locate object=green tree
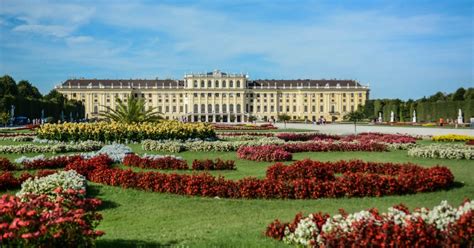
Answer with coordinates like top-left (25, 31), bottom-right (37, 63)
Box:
top-left (99, 96), bottom-right (162, 123)
top-left (17, 80), bottom-right (42, 99)
top-left (44, 89), bottom-right (66, 103)
top-left (0, 112), bottom-right (10, 127)
top-left (344, 110), bottom-right (365, 134)
top-left (451, 87), bottom-right (466, 101)
top-left (0, 75), bottom-right (18, 97)
top-left (248, 115), bottom-right (257, 123)
top-left (278, 114), bottom-right (291, 128)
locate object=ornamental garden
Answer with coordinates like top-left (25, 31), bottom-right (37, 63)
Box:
top-left (0, 121), bottom-right (473, 247)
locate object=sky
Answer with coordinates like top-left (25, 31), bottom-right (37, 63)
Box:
top-left (0, 0), bottom-right (472, 99)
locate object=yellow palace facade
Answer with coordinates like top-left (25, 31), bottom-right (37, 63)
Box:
top-left (55, 70), bottom-right (369, 123)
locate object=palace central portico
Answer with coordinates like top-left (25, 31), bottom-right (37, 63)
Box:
top-left (56, 70), bottom-right (369, 122)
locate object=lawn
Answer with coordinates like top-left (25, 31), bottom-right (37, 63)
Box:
top-left (1, 139), bottom-right (472, 247)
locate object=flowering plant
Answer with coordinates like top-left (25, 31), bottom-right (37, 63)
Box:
top-left (123, 154), bottom-right (188, 170)
top-left (192, 159), bottom-right (235, 170)
top-left (237, 145), bottom-right (292, 162)
top-left (408, 144), bottom-right (473, 160)
top-left (0, 141), bottom-right (102, 154)
top-left (16, 170), bottom-right (87, 199)
top-left (432, 134), bottom-right (474, 142)
top-left (265, 200), bottom-right (473, 247)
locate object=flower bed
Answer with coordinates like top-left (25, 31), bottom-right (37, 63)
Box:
top-left (341, 132), bottom-right (418, 144)
top-left (0, 141), bottom-right (102, 154)
top-left (0, 158), bottom-right (15, 171)
top-left (276, 133), bottom-right (340, 142)
top-left (0, 135), bottom-right (35, 142)
top-left (192, 159), bottom-right (235, 170)
top-left (217, 132), bottom-right (274, 137)
top-left (37, 121), bottom-right (216, 142)
top-left (142, 137), bottom-right (285, 153)
top-left (282, 141), bottom-right (388, 153)
top-left (123, 154), bottom-right (188, 170)
top-left (0, 190), bottom-right (103, 247)
top-left (68, 157), bottom-right (454, 199)
top-left (408, 144), bottom-right (473, 160)
top-left (0, 170), bottom-right (57, 191)
top-left (265, 200), bottom-right (473, 247)
top-left (432, 134), bottom-right (474, 142)
top-left (17, 170), bottom-right (86, 199)
top-left (212, 123), bottom-right (277, 130)
top-left (16, 155), bottom-right (83, 170)
top-left (0, 132), bottom-right (36, 138)
top-left (237, 145), bottom-right (292, 162)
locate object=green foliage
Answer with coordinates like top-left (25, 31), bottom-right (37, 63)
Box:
top-left (277, 114), bottom-right (291, 122)
top-left (99, 96), bottom-right (162, 123)
top-left (343, 110), bottom-right (365, 122)
top-left (17, 80), bottom-right (42, 99)
top-left (0, 75), bottom-right (18, 97)
top-left (0, 112), bottom-right (10, 126)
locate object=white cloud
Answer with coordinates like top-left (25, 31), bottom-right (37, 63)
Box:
top-left (13, 24), bottom-right (73, 37)
top-left (66, 36), bottom-right (94, 44)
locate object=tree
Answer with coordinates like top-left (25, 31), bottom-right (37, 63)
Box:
top-left (278, 114), bottom-right (291, 128)
top-left (451, 87), bottom-right (466, 101)
top-left (99, 96), bottom-right (162, 123)
top-left (0, 112), bottom-right (10, 127)
top-left (0, 75), bottom-right (18, 97)
top-left (44, 89), bottom-right (66, 103)
top-left (344, 110), bottom-right (365, 135)
top-left (248, 115), bottom-right (257, 123)
top-left (18, 80), bottom-right (42, 99)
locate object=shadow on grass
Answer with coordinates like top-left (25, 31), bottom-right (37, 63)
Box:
top-left (449, 181), bottom-right (465, 190)
top-left (97, 239), bottom-right (179, 248)
top-left (86, 184), bottom-right (120, 211)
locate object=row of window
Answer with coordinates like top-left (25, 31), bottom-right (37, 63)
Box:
top-left (192, 80), bottom-right (242, 88)
top-left (72, 92), bottom-right (364, 99)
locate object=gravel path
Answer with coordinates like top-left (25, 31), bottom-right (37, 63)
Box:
top-left (274, 123), bottom-right (474, 136)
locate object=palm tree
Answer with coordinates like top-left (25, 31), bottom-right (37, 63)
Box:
top-left (100, 96), bottom-right (162, 123)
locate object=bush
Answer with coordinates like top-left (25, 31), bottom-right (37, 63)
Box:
top-left (408, 144), bottom-right (473, 160)
top-left (37, 121), bottom-right (216, 142)
top-left (0, 190), bottom-right (103, 247)
top-left (237, 145), bottom-right (292, 162)
top-left (0, 157), bottom-right (15, 171)
top-left (432, 134), bottom-right (474, 142)
top-left (17, 170), bottom-right (87, 199)
top-left (265, 200), bottom-right (473, 247)
top-left (192, 159), bottom-right (235, 170)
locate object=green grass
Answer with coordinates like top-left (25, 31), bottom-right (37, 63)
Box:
top-left (1, 139), bottom-right (473, 247)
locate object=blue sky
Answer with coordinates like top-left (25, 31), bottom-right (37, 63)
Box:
top-left (0, 0), bottom-right (472, 99)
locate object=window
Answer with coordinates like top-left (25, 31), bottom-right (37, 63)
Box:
top-left (351, 105), bottom-right (355, 111)
top-left (165, 106), bottom-right (169, 112)
top-left (208, 93), bottom-right (212, 97)
top-left (194, 104), bottom-right (198, 113)
top-left (236, 80), bottom-right (240, 88)
top-left (270, 106), bottom-right (274, 112)
top-left (149, 93), bottom-right (152, 97)
top-left (208, 104), bottom-right (212, 113)
top-left (286, 106), bottom-right (289, 112)
top-left (236, 93), bottom-right (240, 97)
top-left (180, 106), bottom-right (183, 113)
top-left (279, 106), bottom-right (283, 112)
top-left (229, 104), bottom-right (234, 113)
top-left (93, 105), bottom-right (98, 113)
top-left (215, 80), bottom-right (219, 88)
top-left (222, 80), bottom-right (226, 88)
top-left (222, 104), bottom-right (227, 112)
top-left (172, 106), bottom-right (176, 113)
top-left (200, 80), bottom-right (205, 88)
top-left (359, 93), bottom-right (362, 97)
top-left (320, 105), bottom-right (324, 112)
top-left (215, 104), bottom-right (220, 113)
top-left (264, 106), bottom-right (267, 112)
top-left (229, 80), bottom-right (233, 88)
top-left (257, 106), bottom-right (261, 112)
top-left (304, 106), bottom-right (308, 112)
top-left (236, 104), bottom-right (241, 113)
top-left (200, 104), bottom-right (205, 113)
top-left (312, 106), bottom-right (316, 112)
top-left (207, 80), bottom-right (212, 88)
top-left (193, 93), bottom-right (198, 97)
top-left (331, 105), bottom-right (335, 113)
top-left (343, 106), bottom-right (347, 112)
top-left (293, 106), bottom-right (296, 112)
top-left (158, 106), bottom-right (162, 112)
top-left (215, 93), bottom-right (219, 97)
top-left (201, 93), bottom-right (205, 97)
top-left (193, 80), bottom-right (198, 87)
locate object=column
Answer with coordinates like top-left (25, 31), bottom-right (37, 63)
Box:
top-left (205, 114), bottom-right (209, 122)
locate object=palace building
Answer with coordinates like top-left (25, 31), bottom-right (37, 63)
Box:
top-left (55, 70), bottom-right (369, 122)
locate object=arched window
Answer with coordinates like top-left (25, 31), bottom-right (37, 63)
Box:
top-left (193, 104), bottom-right (198, 113)
top-left (236, 80), bottom-right (240, 88)
top-left (201, 104), bottom-right (205, 113)
top-left (215, 104), bottom-right (220, 113)
top-left (229, 80), bottom-right (234, 88)
top-left (208, 104), bottom-right (212, 113)
top-left (229, 104), bottom-right (234, 113)
top-left (193, 80), bottom-right (198, 88)
top-left (222, 80), bottom-right (226, 88)
top-left (94, 105), bottom-right (98, 113)
top-left (207, 80), bottom-right (212, 88)
top-left (222, 104), bottom-right (227, 112)
top-left (215, 80), bottom-right (219, 88)
top-left (200, 80), bottom-right (205, 88)
top-left (236, 104), bottom-right (241, 113)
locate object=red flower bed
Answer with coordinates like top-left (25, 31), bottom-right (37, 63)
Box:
top-left (265, 200), bottom-right (473, 247)
top-left (0, 158), bottom-right (15, 171)
top-left (341, 132), bottom-right (417, 143)
top-left (466, 140), bottom-right (474, 145)
top-left (212, 123), bottom-right (277, 130)
top-left (0, 189), bottom-right (103, 247)
top-left (123, 154), bottom-right (188, 170)
top-left (276, 133), bottom-right (340, 142)
top-left (70, 156), bottom-right (454, 199)
top-left (0, 170), bottom-right (57, 191)
top-left (218, 132), bottom-right (274, 137)
top-left (21, 155), bottom-right (83, 170)
top-left (281, 141), bottom-right (388, 153)
top-left (192, 159), bottom-right (235, 170)
top-left (237, 145), bottom-right (292, 162)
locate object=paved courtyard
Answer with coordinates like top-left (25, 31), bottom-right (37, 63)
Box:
top-left (274, 123), bottom-right (474, 136)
